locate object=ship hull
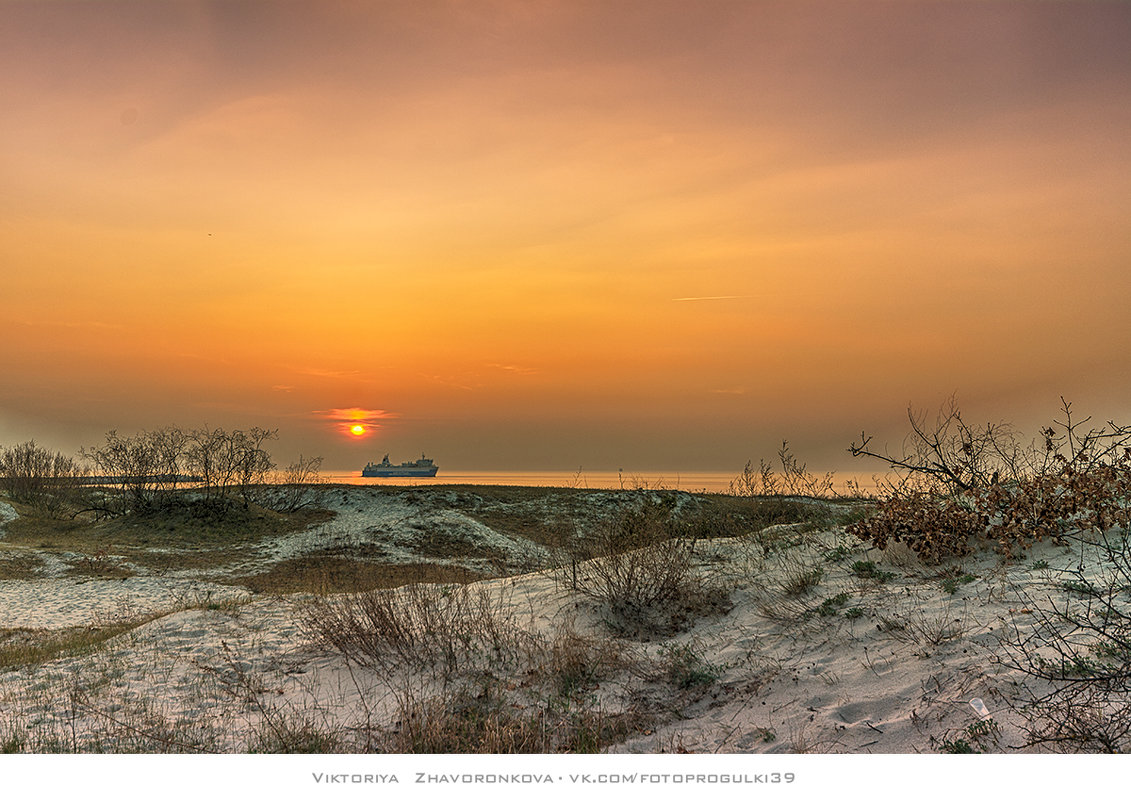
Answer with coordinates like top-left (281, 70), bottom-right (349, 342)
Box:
top-left (361, 466), bottom-right (439, 478)
top-left (363, 453), bottom-right (438, 478)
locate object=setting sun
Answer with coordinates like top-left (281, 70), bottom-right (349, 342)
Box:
top-left (350, 425), bottom-right (366, 436)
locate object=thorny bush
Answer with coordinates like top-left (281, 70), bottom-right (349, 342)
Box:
top-left (846, 492), bottom-right (985, 563)
top-left (848, 399), bottom-right (1131, 562)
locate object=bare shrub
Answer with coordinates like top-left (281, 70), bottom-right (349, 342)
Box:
top-left (269, 454), bottom-right (325, 512)
top-left (0, 440), bottom-right (87, 515)
top-left (185, 426), bottom-right (276, 510)
top-left (997, 531), bottom-right (1131, 752)
top-left (540, 619), bottom-right (636, 697)
top-left (848, 397), bottom-right (1131, 562)
top-left (1019, 689), bottom-right (1131, 754)
top-left (82, 426), bottom-right (280, 518)
top-left (561, 496), bottom-right (730, 635)
top-left (850, 394), bottom-right (1028, 497)
top-left (82, 428), bottom-right (177, 516)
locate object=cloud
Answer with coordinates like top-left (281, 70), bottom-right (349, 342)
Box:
top-left (418, 373), bottom-right (482, 392)
top-left (671, 295), bottom-right (758, 302)
top-left (312, 407), bottom-right (397, 438)
top-left (314, 407), bottom-right (396, 424)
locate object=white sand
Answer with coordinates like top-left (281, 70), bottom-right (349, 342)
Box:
top-left (0, 501), bottom-right (17, 527)
top-left (0, 487), bottom-right (1120, 754)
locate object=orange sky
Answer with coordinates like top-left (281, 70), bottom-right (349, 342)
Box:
top-left (3, 1), bottom-right (1130, 472)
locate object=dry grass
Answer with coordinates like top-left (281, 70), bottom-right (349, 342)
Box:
top-left (0, 582), bottom-right (736, 754)
top-left (367, 618), bottom-right (648, 753)
top-left (247, 713), bottom-right (348, 754)
top-left (0, 616), bottom-right (164, 671)
top-left (0, 550), bottom-right (46, 580)
top-left (65, 554), bottom-right (136, 580)
top-left (381, 678), bottom-right (646, 754)
top-left (299, 582), bottom-right (537, 676)
top-left (877, 596), bottom-right (972, 649)
top-left (751, 532), bottom-right (837, 623)
top-left (296, 579), bottom-right (658, 753)
top-left (539, 618), bottom-right (639, 697)
top-left (233, 557), bottom-right (487, 595)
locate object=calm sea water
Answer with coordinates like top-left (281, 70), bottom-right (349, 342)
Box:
top-left (319, 470), bottom-right (880, 495)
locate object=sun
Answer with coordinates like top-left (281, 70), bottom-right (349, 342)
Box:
top-left (350, 424), bottom-right (366, 436)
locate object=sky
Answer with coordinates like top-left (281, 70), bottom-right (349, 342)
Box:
top-left (2, 0), bottom-right (1130, 474)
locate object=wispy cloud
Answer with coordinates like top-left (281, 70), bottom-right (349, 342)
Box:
top-left (311, 407), bottom-right (396, 437)
top-left (671, 295), bottom-right (758, 302)
top-left (419, 372), bottom-right (482, 391)
top-left (486, 363), bottom-right (538, 375)
top-left (295, 367), bottom-right (364, 380)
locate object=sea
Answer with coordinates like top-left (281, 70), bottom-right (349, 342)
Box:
top-left (318, 470), bottom-right (881, 495)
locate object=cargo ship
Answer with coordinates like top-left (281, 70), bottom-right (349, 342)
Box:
top-left (362, 454), bottom-right (439, 478)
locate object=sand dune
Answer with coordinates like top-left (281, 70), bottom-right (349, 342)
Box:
top-left (0, 487), bottom-right (1122, 755)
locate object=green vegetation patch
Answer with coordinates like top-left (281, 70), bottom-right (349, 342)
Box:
top-left (2, 502), bottom-right (334, 571)
top-left (0, 550), bottom-right (48, 580)
top-left (100, 503), bottom-right (335, 549)
top-left (230, 557), bottom-right (491, 595)
top-left (941, 574), bottom-right (976, 595)
top-left (818, 592), bottom-right (852, 617)
top-left (64, 555), bottom-right (135, 580)
top-left (851, 560), bottom-right (896, 583)
top-left (939, 718), bottom-right (1001, 754)
top-left (823, 544), bottom-right (853, 563)
top-left (659, 642), bottom-right (725, 690)
top-left (452, 486), bottom-right (841, 551)
top-left (1062, 579), bottom-right (1100, 597)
